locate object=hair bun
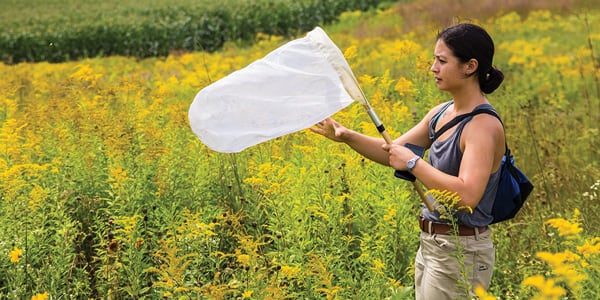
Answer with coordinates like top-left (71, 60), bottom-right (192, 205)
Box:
top-left (481, 67), bottom-right (504, 94)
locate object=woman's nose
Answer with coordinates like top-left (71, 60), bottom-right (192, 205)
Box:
top-left (430, 62), bottom-right (437, 72)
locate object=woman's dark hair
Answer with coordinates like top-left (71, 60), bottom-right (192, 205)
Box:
top-left (437, 23), bottom-right (504, 94)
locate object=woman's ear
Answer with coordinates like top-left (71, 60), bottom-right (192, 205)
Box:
top-left (465, 58), bottom-right (479, 76)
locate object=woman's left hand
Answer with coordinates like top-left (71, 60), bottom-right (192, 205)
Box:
top-left (382, 144), bottom-right (415, 170)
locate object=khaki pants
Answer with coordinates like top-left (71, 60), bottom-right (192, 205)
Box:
top-left (415, 228), bottom-right (495, 300)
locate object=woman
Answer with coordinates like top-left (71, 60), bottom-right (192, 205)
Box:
top-left (311, 23), bottom-right (505, 299)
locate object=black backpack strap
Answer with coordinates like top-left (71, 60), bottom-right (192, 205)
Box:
top-left (433, 108), bottom-right (502, 140)
top-left (433, 108), bottom-right (509, 155)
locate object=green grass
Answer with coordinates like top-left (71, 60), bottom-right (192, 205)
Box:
top-left (0, 0), bottom-right (398, 63)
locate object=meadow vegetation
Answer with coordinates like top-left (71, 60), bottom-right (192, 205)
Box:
top-left (0, 0), bottom-right (395, 64)
top-left (0, 0), bottom-right (599, 299)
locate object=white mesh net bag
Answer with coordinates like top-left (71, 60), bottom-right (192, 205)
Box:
top-left (188, 27), bottom-right (363, 153)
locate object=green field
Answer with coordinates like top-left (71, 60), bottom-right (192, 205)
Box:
top-left (0, 0), bottom-right (395, 63)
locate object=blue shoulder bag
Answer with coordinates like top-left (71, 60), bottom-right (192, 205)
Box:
top-left (396, 107), bottom-right (534, 224)
top-left (435, 108), bottom-right (533, 223)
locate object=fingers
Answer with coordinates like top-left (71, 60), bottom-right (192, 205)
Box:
top-left (310, 118), bottom-right (333, 138)
top-left (383, 143), bottom-right (401, 152)
top-left (308, 127), bottom-right (321, 134)
top-left (386, 144), bottom-right (404, 170)
top-left (310, 117), bottom-right (350, 143)
top-left (313, 118), bottom-right (329, 128)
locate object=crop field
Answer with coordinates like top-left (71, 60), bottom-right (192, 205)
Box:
top-left (0, 0), bottom-right (392, 63)
top-left (1, 0), bottom-right (599, 299)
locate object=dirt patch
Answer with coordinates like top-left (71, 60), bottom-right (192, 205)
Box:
top-left (395, 0), bottom-right (579, 31)
top-left (353, 0), bottom-right (590, 39)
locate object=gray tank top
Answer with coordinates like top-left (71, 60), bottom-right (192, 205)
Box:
top-left (420, 101), bottom-right (501, 227)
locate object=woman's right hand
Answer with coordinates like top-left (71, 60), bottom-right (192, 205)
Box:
top-left (310, 117), bottom-right (349, 143)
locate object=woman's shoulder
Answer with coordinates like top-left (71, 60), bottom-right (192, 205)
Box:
top-left (462, 107), bottom-right (505, 145)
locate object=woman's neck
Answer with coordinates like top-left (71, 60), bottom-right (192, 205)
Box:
top-left (450, 88), bottom-right (487, 114)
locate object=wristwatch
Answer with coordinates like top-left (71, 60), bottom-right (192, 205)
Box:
top-left (407, 155), bottom-right (420, 173)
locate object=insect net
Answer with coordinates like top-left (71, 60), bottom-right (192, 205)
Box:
top-left (188, 27), bottom-right (362, 153)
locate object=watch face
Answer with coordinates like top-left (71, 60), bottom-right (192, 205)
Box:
top-left (408, 156), bottom-right (419, 171)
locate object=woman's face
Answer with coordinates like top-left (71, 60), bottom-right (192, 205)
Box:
top-left (430, 39), bottom-right (467, 93)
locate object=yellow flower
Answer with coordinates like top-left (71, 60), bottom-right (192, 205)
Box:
top-left (9, 247), bottom-right (23, 263)
top-left (383, 206), bottom-right (397, 224)
top-left (522, 275), bottom-right (566, 300)
top-left (536, 251), bottom-right (574, 269)
top-left (280, 265), bottom-right (300, 278)
top-left (536, 251), bottom-right (587, 292)
top-left (31, 292), bottom-right (49, 300)
top-left (393, 76), bottom-right (416, 97)
top-left (544, 217), bottom-right (582, 237)
top-left (387, 278), bottom-right (404, 290)
top-left (237, 254), bottom-right (251, 267)
top-left (343, 45), bottom-right (358, 60)
top-left (69, 64), bottom-right (103, 88)
top-left (473, 285), bottom-right (495, 300)
top-left (358, 74), bottom-right (377, 89)
top-left (28, 183), bottom-right (48, 211)
top-left (108, 165), bottom-right (132, 190)
top-left (242, 290), bottom-right (253, 298)
top-left (174, 287), bottom-right (189, 293)
top-left (370, 258), bottom-right (385, 275)
top-left (577, 238), bottom-right (600, 259)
